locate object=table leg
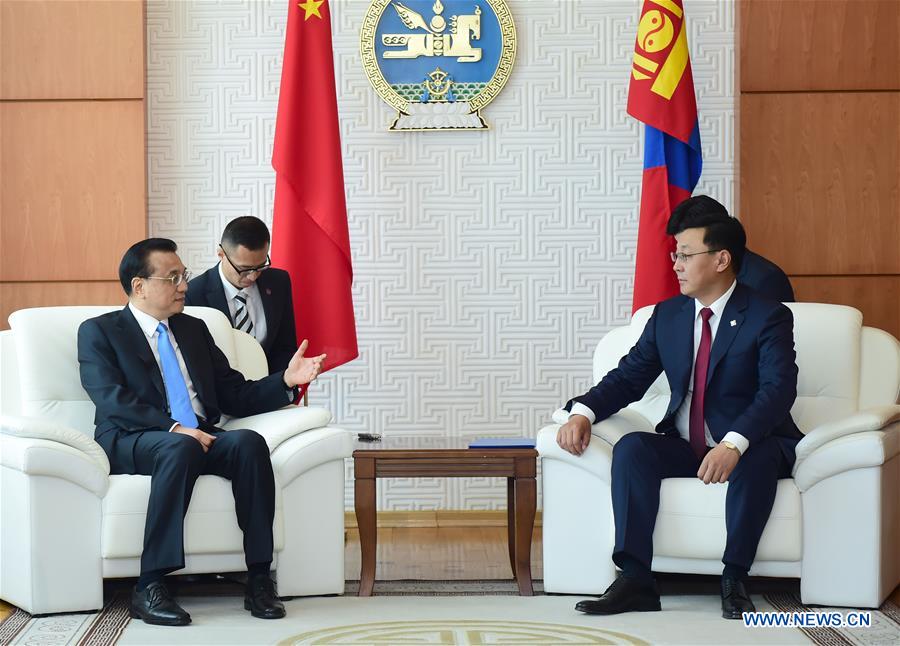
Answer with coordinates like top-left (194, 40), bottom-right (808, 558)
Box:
top-left (354, 457), bottom-right (377, 596)
top-left (514, 474), bottom-right (536, 596)
top-left (506, 477), bottom-right (516, 578)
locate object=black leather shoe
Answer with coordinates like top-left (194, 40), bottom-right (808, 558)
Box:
top-left (129, 582), bottom-right (191, 626)
top-left (575, 576), bottom-right (661, 615)
top-left (245, 574), bottom-right (286, 619)
top-left (721, 576), bottom-right (755, 619)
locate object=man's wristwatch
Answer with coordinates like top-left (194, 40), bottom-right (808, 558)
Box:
top-left (721, 440), bottom-right (740, 454)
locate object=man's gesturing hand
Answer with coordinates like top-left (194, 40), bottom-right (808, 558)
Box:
top-left (556, 414), bottom-right (592, 456)
top-left (284, 339), bottom-right (327, 388)
top-left (172, 426), bottom-right (216, 453)
top-left (697, 443), bottom-right (740, 484)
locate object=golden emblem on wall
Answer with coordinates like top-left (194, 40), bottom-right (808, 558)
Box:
top-left (360, 0), bottom-right (516, 130)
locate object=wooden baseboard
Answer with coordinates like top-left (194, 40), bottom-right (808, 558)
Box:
top-left (344, 510), bottom-right (543, 529)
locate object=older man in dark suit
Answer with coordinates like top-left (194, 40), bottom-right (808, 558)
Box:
top-left (78, 238), bottom-right (325, 626)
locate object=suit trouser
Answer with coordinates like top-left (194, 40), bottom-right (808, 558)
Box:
top-left (610, 431), bottom-right (793, 573)
top-left (110, 429), bottom-right (276, 575)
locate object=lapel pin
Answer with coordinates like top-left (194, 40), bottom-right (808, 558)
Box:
top-left (730, 320), bottom-right (737, 327)
top-left (266, 288), bottom-right (272, 296)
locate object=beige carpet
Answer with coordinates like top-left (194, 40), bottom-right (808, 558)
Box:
top-left (119, 593), bottom-right (810, 645)
top-left (3, 581), bottom-right (898, 646)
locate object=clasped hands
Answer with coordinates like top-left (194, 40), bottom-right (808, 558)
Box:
top-left (556, 414), bottom-right (740, 483)
top-left (174, 340), bottom-right (326, 452)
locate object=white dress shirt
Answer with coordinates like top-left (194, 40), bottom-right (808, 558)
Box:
top-left (569, 280), bottom-right (749, 454)
top-left (128, 302), bottom-right (206, 431)
top-left (218, 263), bottom-right (268, 346)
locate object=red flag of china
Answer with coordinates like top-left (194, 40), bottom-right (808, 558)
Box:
top-left (272, 0), bottom-right (358, 372)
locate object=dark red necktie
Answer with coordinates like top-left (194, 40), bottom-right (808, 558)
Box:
top-left (689, 308), bottom-right (714, 459)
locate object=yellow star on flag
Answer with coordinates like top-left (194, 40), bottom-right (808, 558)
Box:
top-left (298, 0), bottom-right (324, 20)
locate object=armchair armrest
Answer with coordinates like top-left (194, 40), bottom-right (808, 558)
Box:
top-left (1, 414), bottom-right (110, 475)
top-left (0, 433), bottom-right (109, 497)
top-left (222, 406), bottom-right (333, 453)
top-left (269, 426), bottom-right (353, 485)
top-left (793, 426), bottom-right (900, 492)
top-left (537, 409), bottom-right (654, 482)
top-left (549, 407), bottom-right (654, 446)
top-left (794, 405), bottom-right (900, 467)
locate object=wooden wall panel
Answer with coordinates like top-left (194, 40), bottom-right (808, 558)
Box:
top-left (740, 92), bottom-right (899, 276)
top-left (0, 0), bottom-right (144, 100)
top-left (0, 100), bottom-right (146, 282)
top-left (741, 0), bottom-right (900, 92)
top-left (791, 276), bottom-right (900, 340)
top-left (1, 281), bottom-right (126, 330)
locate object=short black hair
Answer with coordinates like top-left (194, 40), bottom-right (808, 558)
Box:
top-left (666, 195), bottom-right (746, 273)
top-left (221, 216), bottom-right (271, 251)
top-left (118, 238), bottom-right (178, 295)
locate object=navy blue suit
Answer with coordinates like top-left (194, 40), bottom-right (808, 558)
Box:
top-left (738, 250), bottom-right (794, 303)
top-left (567, 284), bottom-right (802, 572)
top-left (186, 265), bottom-right (297, 374)
top-left (78, 306), bottom-right (293, 574)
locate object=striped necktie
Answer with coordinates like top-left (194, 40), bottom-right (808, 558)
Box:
top-left (233, 291), bottom-right (254, 335)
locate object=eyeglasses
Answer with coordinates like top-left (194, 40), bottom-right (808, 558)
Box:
top-left (220, 245), bottom-right (271, 277)
top-left (670, 249), bottom-right (723, 264)
top-left (143, 270), bottom-right (192, 286)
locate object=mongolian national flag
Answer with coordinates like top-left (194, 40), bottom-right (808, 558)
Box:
top-left (272, 0), bottom-right (358, 372)
top-left (627, 0), bottom-right (703, 313)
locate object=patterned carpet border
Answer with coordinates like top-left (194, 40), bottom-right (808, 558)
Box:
top-left (764, 592), bottom-right (900, 646)
top-left (0, 594), bottom-right (129, 646)
top-left (76, 594), bottom-right (130, 646)
top-left (765, 592), bottom-right (852, 645)
top-left (0, 608), bottom-right (30, 645)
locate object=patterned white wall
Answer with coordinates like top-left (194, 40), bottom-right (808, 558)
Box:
top-left (146, 0), bottom-right (734, 510)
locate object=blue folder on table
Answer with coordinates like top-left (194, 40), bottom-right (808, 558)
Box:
top-left (468, 437), bottom-right (536, 449)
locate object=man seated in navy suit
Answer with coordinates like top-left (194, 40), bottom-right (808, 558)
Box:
top-left (78, 238), bottom-right (325, 626)
top-left (186, 216), bottom-right (298, 374)
top-left (556, 199), bottom-right (802, 619)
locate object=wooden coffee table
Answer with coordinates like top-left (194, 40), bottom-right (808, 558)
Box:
top-left (352, 435), bottom-right (537, 596)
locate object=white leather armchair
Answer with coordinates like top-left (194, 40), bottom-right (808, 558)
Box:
top-left (537, 303), bottom-right (900, 608)
top-left (0, 306), bottom-right (353, 615)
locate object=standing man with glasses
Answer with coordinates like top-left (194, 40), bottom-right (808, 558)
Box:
top-left (556, 197), bottom-right (802, 619)
top-left (78, 238), bottom-right (325, 626)
top-left (186, 216), bottom-right (298, 374)
top-left (676, 196), bottom-right (794, 303)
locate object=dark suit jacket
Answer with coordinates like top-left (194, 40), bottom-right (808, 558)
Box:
top-left (185, 265), bottom-right (297, 374)
top-left (77, 306), bottom-right (293, 473)
top-left (568, 283), bottom-right (802, 454)
top-left (738, 250), bottom-right (795, 303)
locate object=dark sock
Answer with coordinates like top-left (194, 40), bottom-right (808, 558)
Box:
top-left (136, 569), bottom-right (167, 591)
top-left (248, 562), bottom-right (271, 579)
top-left (617, 554), bottom-right (654, 587)
top-left (723, 564), bottom-right (748, 582)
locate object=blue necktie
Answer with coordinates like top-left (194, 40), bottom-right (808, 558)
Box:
top-left (156, 322), bottom-right (199, 428)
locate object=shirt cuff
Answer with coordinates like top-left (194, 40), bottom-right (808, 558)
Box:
top-left (169, 422), bottom-right (180, 433)
top-left (721, 431), bottom-right (749, 455)
top-left (568, 403), bottom-right (596, 425)
top-left (287, 383), bottom-right (308, 405)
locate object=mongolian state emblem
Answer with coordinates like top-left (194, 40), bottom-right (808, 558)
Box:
top-left (360, 0), bottom-right (516, 130)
